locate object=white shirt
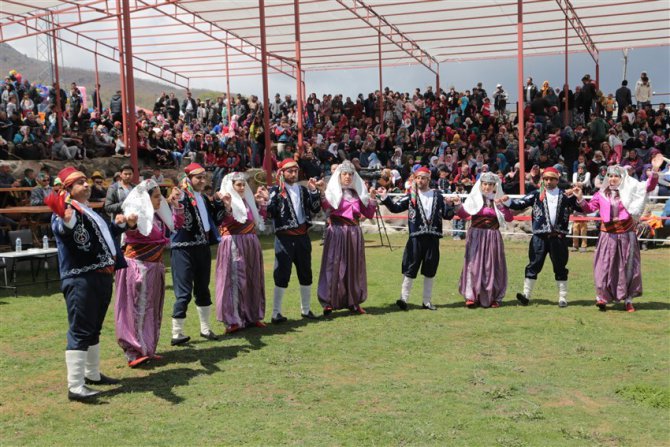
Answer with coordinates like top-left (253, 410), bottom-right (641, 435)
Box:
top-left (418, 189), bottom-right (434, 221)
top-left (286, 183), bottom-right (306, 224)
top-left (194, 192), bottom-right (210, 232)
top-left (546, 188), bottom-right (560, 226)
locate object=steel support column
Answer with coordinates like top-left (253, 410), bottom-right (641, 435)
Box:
top-left (436, 66), bottom-right (440, 98)
top-left (377, 26), bottom-right (383, 135)
top-left (50, 21), bottom-right (62, 135)
top-left (259, 0), bottom-right (274, 186)
top-left (595, 62), bottom-right (600, 89)
top-left (94, 52), bottom-right (101, 113)
top-left (225, 42), bottom-right (232, 123)
top-left (116, 0), bottom-right (128, 152)
top-left (294, 0), bottom-right (304, 155)
top-left (517, 0), bottom-right (525, 195)
top-left (121, 0), bottom-right (139, 180)
top-left (564, 15), bottom-right (569, 127)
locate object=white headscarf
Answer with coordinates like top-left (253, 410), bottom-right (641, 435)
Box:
top-left (219, 172), bottom-right (265, 231)
top-left (122, 179), bottom-right (174, 236)
top-left (325, 160), bottom-right (370, 209)
top-left (462, 172), bottom-right (507, 228)
top-left (601, 165), bottom-right (648, 218)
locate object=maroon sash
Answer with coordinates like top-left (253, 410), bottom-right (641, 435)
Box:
top-left (470, 215), bottom-right (499, 230)
top-left (330, 215), bottom-right (359, 226)
top-left (277, 223), bottom-right (308, 236)
top-left (600, 217), bottom-right (635, 234)
top-left (220, 221), bottom-right (256, 236)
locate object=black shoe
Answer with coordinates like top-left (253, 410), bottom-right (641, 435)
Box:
top-left (422, 303), bottom-right (437, 311)
top-left (85, 374), bottom-right (120, 386)
top-left (200, 330), bottom-right (219, 341)
top-left (396, 299), bottom-right (408, 311)
top-left (170, 335), bottom-right (191, 346)
top-left (68, 386), bottom-right (101, 402)
top-left (301, 311), bottom-right (319, 320)
top-left (271, 313), bottom-right (288, 324)
top-left (516, 293), bottom-right (530, 306)
top-left (323, 306), bottom-right (333, 317)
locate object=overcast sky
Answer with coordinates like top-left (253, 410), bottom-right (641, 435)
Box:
top-left (7, 37), bottom-right (669, 104)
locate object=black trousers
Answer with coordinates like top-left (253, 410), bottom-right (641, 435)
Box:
top-left (273, 234), bottom-right (312, 288)
top-left (171, 245), bottom-right (212, 319)
top-left (525, 234), bottom-right (569, 281)
top-left (62, 272), bottom-right (113, 351)
top-left (402, 235), bottom-right (440, 279)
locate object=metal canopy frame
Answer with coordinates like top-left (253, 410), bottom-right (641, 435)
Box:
top-left (1, 0), bottom-right (669, 184)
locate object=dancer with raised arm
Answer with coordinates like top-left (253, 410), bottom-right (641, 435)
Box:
top-left (317, 160), bottom-right (377, 315)
top-left (115, 181), bottom-right (183, 367)
top-left (215, 172), bottom-right (268, 333)
top-left (378, 167), bottom-right (455, 311)
top-left (453, 172), bottom-right (513, 308)
top-left (574, 154), bottom-right (663, 312)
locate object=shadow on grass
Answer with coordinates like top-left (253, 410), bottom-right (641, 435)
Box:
top-left (528, 299), bottom-right (670, 310)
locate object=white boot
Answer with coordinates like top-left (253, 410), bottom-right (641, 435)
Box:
top-left (66, 350), bottom-right (99, 400)
top-left (300, 285), bottom-right (311, 315)
top-left (85, 344), bottom-right (101, 382)
top-left (396, 276), bottom-right (413, 310)
top-left (557, 281), bottom-right (568, 307)
top-left (196, 305), bottom-right (218, 339)
top-left (171, 318), bottom-right (190, 345)
top-left (422, 277), bottom-right (436, 310)
top-left (272, 286), bottom-right (286, 320)
top-left (517, 278), bottom-right (536, 305)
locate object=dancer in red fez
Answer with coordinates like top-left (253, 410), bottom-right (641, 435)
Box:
top-left (114, 180), bottom-right (184, 367)
top-left (507, 166), bottom-right (582, 307)
top-left (48, 167), bottom-right (136, 401)
top-left (266, 158), bottom-right (322, 323)
top-left (169, 163), bottom-right (226, 345)
top-left (378, 166), bottom-right (456, 311)
top-left (574, 154), bottom-right (663, 312)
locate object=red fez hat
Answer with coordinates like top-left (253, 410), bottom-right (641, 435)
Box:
top-left (184, 163), bottom-right (205, 176)
top-left (415, 167), bottom-right (431, 177)
top-left (542, 167), bottom-right (560, 179)
top-left (57, 167), bottom-right (86, 188)
top-left (279, 158), bottom-right (298, 170)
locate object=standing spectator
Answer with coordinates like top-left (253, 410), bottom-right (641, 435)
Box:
top-left (615, 80), bottom-right (632, 122)
top-left (91, 84), bottom-right (102, 113)
top-left (104, 164), bottom-right (136, 220)
top-left (109, 90), bottom-right (123, 124)
top-left (167, 92), bottom-right (180, 122)
top-left (90, 171), bottom-right (107, 202)
top-left (493, 84), bottom-right (508, 115)
top-left (181, 91), bottom-right (197, 124)
top-left (524, 77), bottom-right (538, 103)
top-left (579, 74), bottom-right (596, 124)
top-left (635, 71), bottom-right (652, 109)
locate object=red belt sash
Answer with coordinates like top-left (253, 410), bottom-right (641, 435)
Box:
top-left (277, 223), bottom-right (308, 236)
top-left (220, 221), bottom-right (256, 236)
top-left (330, 215), bottom-right (359, 226)
top-left (124, 243), bottom-right (164, 263)
top-left (470, 215), bottom-right (499, 230)
top-left (600, 217), bottom-right (635, 234)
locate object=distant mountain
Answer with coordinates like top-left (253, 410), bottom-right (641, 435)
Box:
top-left (0, 43), bottom-right (223, 108)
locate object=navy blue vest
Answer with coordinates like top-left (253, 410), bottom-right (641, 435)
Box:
top-left (266, 185), bottom-right (321, 233)
top-left (382, 190), bottom-right (454, 238)
top-left (170, 194), bottom-right (225, 248)
top-left (508, 189), bottom-right (581, 234)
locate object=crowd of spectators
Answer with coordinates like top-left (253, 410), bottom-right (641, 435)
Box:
top-left (1, 68), bottom-right (669, 198)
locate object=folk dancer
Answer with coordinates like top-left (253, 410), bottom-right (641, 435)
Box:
top-left (378, 166), bottom-right (456, 311)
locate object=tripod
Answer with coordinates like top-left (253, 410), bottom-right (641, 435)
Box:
top-left (374, 202), bottom-right (393, 251)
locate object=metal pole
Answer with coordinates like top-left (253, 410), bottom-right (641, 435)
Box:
top-left (50, 20), bottom-right (63, 135)
top-left (294, 0), bottom-right (304, 155)
top-left (225, 42), bottom-right (231, 124)
top-left (121, 0), bottom-right (139, 181)
top-left (563, 15), bottom-right (569, 127)
top-left (94, 52), bottom-right (100, 113)
top-left (517, 0), bottom-right (525, 195)
top-left (436, 65), bottom-right (440, 98)
top-left (116, 0), bottom-right (128, 153)
top-left (259, 0), bottom-right (274, 186)
top-left (377, 25), bottom-right (383, 136)
top-left (595, 62), bottom-right (600, 90)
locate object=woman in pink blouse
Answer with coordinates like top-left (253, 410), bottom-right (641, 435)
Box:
top-left (575, 154), bottom-right (663, 312)
top-left (317, 161), bottom-right (377, 315)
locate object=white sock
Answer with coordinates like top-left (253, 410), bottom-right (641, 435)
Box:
top-left (523, 278), bottom-right (536, 299)
top-left (172, 318), bottom-right (185, 338)
top-left (401, 276), bottom-right (414, 302)
top-left (557, 281), bottom-right (568, 301)
top-left (423, 277), bottom-right (434, 305)
top-left (196, 306), bottom-right (212, 334)
top-left (65, 350), bottom-right (87, 393)
top-left (85, 344), bottom-right (101, 381)
top-left (273, 286), bottom-right (286, 318)
top-left (300, 285), bottom-right (311, 314)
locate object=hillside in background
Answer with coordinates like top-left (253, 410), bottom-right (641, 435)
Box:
top-left (0, 43), bottom-right (224, 108)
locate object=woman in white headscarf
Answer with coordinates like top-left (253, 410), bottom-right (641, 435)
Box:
top-left (115, 180), bottom-right (183, 367)
top-left (317, 160), bottom-right (377, 315)
top-left (575, 154), bottom-right (662, 312)
top-left (452, 172), bottom-right (513, 308)
top-left (215, 172), bottom-right (268, 333)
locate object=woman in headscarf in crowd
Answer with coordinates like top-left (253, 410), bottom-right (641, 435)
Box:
top-left (593, 164), bottom-right (608, 190)
top-left (215, 172), bottom-right (268, 333)
top-left (452, 172), bottom-right (513, 308)
top-left (574, 154), bottom-right (663, 312)
top-left (317, 160), bottom-right (377, 315)
top-left (115, 180), bottom-right (184, 367)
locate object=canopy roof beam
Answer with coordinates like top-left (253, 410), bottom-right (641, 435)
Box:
top-left (554, 0), bottom-right (599, 62)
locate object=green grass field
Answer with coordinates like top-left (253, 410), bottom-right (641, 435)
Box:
top-left (1, 235), bottom-right (669, 447)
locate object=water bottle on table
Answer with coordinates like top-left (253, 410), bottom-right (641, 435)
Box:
top-left (43, 235), bottom-right (49, 249)
top-left (15, 238), bottom-right (21, 252)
